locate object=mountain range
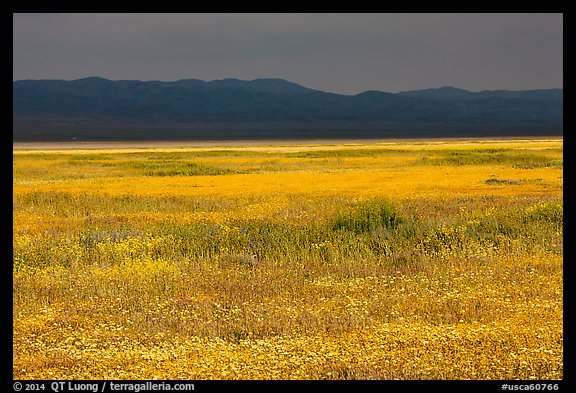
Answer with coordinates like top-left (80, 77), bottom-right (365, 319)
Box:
top-left (13, 77), bottom-right (563, 140)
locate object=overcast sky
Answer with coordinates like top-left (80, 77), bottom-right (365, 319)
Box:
top-left (13, 13), bottom-right (563, 95)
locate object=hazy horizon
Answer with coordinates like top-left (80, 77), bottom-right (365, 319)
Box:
top-left (13, 13), bottom-right (562, 95)
top-left (11, 75), bottom-right (564, 96)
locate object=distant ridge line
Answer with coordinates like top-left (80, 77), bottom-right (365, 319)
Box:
top-left (13, 77), bottom-right (563, 141)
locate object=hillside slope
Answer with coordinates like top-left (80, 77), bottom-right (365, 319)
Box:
top-left (13, 77), bottom-right (563, 140)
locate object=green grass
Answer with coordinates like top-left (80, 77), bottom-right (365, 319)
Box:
top-left (13, 193), bottom-right (563, 273)
top-left (332, 198), bottom-right (402, 234)
top-left (421, 149), bottom-right (563, 168)
top-left (290, 148), bottom-right (415, 158)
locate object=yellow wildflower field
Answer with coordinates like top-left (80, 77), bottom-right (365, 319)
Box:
top-left (13, 138), bottom-right (563, 379)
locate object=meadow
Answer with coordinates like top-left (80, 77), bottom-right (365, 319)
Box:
top-left (13, 138), bottom-right (563, 379)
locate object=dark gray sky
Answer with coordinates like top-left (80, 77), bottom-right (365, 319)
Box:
top-left (13, 13), bottom-right (563, 95)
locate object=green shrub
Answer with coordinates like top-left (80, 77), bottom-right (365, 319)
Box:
top-left (525, 202), bottom-right (563, 225)
top-left (333, 199), bottom-right (402, 234)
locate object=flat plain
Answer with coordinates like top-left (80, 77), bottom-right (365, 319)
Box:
top-left (13, 138), bottom-right (563, 379)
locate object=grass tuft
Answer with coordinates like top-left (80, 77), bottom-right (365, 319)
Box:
top-left (333, 199), bottom-right (402, 234)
